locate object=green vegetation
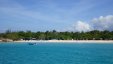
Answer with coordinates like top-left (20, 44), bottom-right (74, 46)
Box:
top-left (0, 30), bottom-right (113, 41)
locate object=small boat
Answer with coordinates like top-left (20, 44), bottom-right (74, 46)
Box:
top-left (28, 43), bottom-right (36, 45)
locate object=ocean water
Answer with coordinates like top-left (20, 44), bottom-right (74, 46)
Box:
top-left (0, 42), bottom-right (113, 64)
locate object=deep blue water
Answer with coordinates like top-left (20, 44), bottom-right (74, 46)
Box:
top-left (0, 42), bottom-right (113, 64)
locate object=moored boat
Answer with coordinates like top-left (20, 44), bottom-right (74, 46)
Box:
top-left (28, 43), bottom-right (36, 45)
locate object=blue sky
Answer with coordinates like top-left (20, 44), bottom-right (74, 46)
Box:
top-left (0, 0), bottom-right (113, 32)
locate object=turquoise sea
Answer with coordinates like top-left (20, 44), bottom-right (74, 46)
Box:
top-left (0, 42), bottom-right (113, 64)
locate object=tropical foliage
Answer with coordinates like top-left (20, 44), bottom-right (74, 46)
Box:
top-left (0, 30), bottom-right (113, 40)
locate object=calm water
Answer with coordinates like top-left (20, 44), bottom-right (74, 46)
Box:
top-left (0, 42), bottom-right (113, 64)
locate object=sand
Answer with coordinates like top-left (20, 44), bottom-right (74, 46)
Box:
top-left (14, 40), bottom-right (113, 43)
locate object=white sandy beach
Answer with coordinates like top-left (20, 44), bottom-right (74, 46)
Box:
top-left (14, 40), bottom-right (113, 43)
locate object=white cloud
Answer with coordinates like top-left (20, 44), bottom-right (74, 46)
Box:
top-left (71, 15), bottom-right (113, 32)
top-left (73, 21), bottom-right (92, 32)
top-left (92, 15), bottom-right (113, 31)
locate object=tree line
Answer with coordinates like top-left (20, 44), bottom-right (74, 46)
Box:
top-left (0, 30), bottom-right (113, 41)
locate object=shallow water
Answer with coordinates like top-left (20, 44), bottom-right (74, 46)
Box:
top-left (0, 42), bottom-right (113, 64)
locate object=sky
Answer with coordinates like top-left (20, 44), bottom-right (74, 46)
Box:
top-left (0, 0), bottom-right (113, 32)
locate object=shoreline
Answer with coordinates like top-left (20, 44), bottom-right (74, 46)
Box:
top-left (12, 40), bottom-right (113, 43)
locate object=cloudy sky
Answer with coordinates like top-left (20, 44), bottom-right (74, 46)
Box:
top-left (0, 0), bottom-right (113, 32)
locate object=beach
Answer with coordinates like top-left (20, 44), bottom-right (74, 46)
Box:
top-left (14, 40), bottom-right (113, 43)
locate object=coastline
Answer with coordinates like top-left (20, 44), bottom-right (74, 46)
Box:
top-left (13, 40), bottom-right (113, 43)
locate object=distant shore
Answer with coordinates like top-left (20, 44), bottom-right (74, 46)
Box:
top-left (1, 40), bottom-right (113, 43)
top-left (12, 40), bottom-right (113, 43)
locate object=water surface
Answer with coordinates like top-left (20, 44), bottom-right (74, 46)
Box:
top-left (0, 42), bottom-right (113, 64)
